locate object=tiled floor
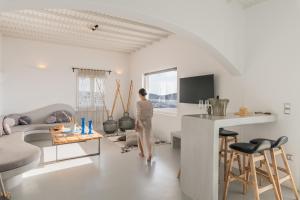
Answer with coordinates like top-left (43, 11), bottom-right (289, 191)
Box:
top-left (9, 138), bottom-right (298, 200)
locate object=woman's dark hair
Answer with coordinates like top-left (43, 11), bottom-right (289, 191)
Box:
top-left (138, 88), bottom-right (147, 96)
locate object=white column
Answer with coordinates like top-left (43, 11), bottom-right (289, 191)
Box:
top-left (181, 115), bottom-right (219, 200)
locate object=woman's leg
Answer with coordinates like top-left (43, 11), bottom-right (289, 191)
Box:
top-left (145, 128), bottom-right (152, 161)
top-left (138, 135), bottom-right (145, 157)
top-left (143, 120), bottom-right (152, 161)
top-left (137, 121), bottom-right (145, 157)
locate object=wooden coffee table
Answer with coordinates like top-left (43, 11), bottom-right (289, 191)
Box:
top-left (50, 128), bottom-right (103, 162)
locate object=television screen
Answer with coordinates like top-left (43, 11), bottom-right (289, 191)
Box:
top-left (180, 74), bottom-right (214, 104)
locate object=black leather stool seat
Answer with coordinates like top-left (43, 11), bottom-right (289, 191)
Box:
top-left (250, 136), bottom-right (288, 149)
top-left (250, 138), bottom-right (275, 147)
top-left (230, 140), bottom-right (272, 154)
top-left (219, 128), bottom-right (239, 137)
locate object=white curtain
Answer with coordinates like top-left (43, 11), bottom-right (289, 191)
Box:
top-left (76, 69), bottom-right (106, 131)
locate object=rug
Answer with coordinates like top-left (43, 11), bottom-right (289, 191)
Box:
top-left (105, 133), bottom-right (170, 153)
top-left (106, 133), bottom-right (137, 153)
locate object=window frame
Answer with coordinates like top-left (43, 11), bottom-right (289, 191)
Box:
top-left (143, 67), bottom-right (178, 115)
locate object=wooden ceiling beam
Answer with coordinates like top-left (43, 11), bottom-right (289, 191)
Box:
top-left (1, 12), bottom-right (152, 46)
top-left (17, 10), bottom-right (159, 42)
top-left (58, 9), bottom-right (170, 36)
top-left (79, 10), bottom-right (171, 34)
top-left (0, 23), bottom-right (141, 51)
top-left (0, 9), bottom-right (172, 53)
top-left (1, 31), bottom-right (134, 53)
top-left (0, 17), bottom-right (144, 49)
top-left (34, 10), bottom-right (165, 40)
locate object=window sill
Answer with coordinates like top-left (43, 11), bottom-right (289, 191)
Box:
top-left (154, 108), bottom-right (178, 117)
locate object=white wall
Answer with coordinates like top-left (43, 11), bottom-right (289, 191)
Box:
top-left (129, 35), bottom-right (244, 141)
top-left (0, 0), bottom-right (245, 74)
top-left (2, 37), bottom-right (130, 119)
top-left (242, 0), bottom-right (300, 187)
top-left (130, 0), bottom-right (300, 188)
top-left (0, 33), bottom-right (3, 115)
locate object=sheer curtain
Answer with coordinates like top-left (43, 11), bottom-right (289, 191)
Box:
top-left (76, 69), bottom-right (106, 131)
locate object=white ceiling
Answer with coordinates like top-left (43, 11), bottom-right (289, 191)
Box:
top-left (235, 0), bottom-right (269, 7)
top-left (0, 9), bottom-right (172, 53)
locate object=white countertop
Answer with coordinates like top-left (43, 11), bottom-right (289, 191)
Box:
top-left (183, 113), bottom-right (276, 127)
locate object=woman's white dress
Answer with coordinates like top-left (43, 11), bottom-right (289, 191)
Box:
top-left (136, 100), bottom-right (153, 157)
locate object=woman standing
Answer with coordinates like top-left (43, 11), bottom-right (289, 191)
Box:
top-left (136, 88), bottom-right (153, 162)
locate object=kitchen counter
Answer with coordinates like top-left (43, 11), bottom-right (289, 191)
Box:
top-left (180, 113), bottom-right (276, 200)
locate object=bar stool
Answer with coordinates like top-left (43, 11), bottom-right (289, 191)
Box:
top-left (223, 140), bottom-right (280, 200)
top-left (219, 128), bottom-right (241, 180)
top-left (250, 136), bottom-right (300, 200)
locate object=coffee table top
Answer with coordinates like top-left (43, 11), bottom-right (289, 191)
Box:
top-left (50, 128), bottom-right (103, 145)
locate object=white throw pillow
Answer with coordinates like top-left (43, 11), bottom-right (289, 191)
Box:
top-left (125, 130), bottom-right (138, 147)
top-left (3, 117), bottom-right (13, 135)
top-left (5, 117), bottom-right (16, 127)
top-left (0, 116), bottom-right (4, 136)
top-left (7, 114), bottom-right (21, 126)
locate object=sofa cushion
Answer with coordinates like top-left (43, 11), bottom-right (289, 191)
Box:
top-left (4, 117), bottom-right (15, 127)
top-left (46, 110), bottom-right (72, 124)
top-left (3, 117), bottom-right (13, 135)
top-left (7, 114), bottom-right (21, 126)
top-left (45, 115), bottom-right (56, 124)
top-left (3, 123), bottom-right (12, 135)
top-left (0, 133), bottom-right (40, 172)
top-left (56, 110), bottom-right (72, 123)
top-left (19, 116), bottom-right (32, 125)
top-left (0, 116), bottom-right (4, 137)
top-left (23, 104), bottom-right (75, 124)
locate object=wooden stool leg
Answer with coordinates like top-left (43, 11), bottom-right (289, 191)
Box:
top-left (224, 137), bottom-right (228, 181)
top-left (223, 152), bottom-right (235, 200)
top-left (280, 146), bottom-right (300, 200)
top-left (250, 155), bottom-right (260, 200)
top-left (234, 136), bottom-right (242, 175)
top-left (237, 154), bottom-right (242, 175)
top-left (263, 151), bottom-right (280, 200)
top-left (258, 160), bottom-right (263, 186)
top-left (245, 157), bottom-right (251, 193)
top-left (270, 149), bottom-right (283, 200)
top-left (0, 174), bottom-right (5, 195)
top-left (242, 154), bottom-right (248, 194)
top-left (219, 138), bottom-right (225, 167)
top-left (241, 155), bottom-right (251, 194)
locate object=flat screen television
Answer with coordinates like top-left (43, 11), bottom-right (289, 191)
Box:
top-left (180, 74), bottom-right (214, 104)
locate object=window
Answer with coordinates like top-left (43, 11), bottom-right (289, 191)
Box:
top-left (76, 70), bottom-right (106, 110)
top-left (144, 68), bottom-right (177, 109)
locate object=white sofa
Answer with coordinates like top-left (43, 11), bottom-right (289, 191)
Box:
top-left (0, 104), bottom-right (75, 197)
